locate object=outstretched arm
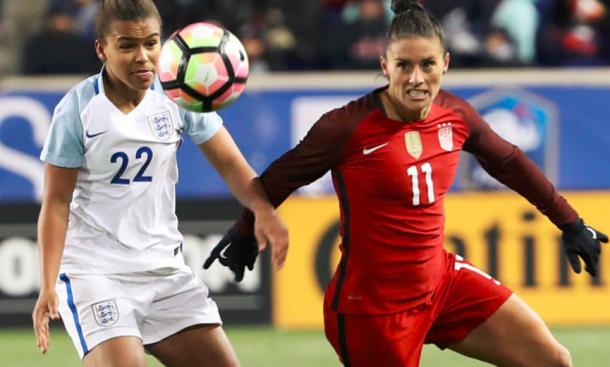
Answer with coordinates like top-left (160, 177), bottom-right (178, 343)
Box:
top-left (204, 106), bottom-right (354, 281)
top-left (460, 99), bottom-right (606, 276)
top-left (199, 126), bottom-right (288, 269)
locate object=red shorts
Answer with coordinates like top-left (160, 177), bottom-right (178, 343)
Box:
top-left (323, 252), bottom-right (512, 367)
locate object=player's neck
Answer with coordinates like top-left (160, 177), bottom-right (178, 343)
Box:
top-left (102, 71), bottom-right (146, 114)
top-left (381, 91), bottom-right (430, 122)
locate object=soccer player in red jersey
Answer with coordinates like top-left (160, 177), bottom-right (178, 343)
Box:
top-left (205, 0), bottom-right (607, 366)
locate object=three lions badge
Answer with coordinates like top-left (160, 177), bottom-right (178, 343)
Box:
top-left (92, 300), bottom-right (119, 327)
top-left (147, 111), bottom-right (174, 141)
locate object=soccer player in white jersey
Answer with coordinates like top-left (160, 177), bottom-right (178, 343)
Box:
top-left (32, 1), bottom-right (288, 366)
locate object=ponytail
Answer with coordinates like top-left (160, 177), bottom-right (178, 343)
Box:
top-left (390, 0), bottom-right (424, 15)
top-left (387, 0), bottom-right (445, 49)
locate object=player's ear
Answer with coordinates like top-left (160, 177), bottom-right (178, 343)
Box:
top-left (442, 52), bottom-right (450, 74)
top-left (95, 39), bottom-right (107, 63)
top-left (379, 55), bottom-right (388, 78)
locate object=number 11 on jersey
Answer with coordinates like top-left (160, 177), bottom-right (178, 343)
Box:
top-left (407, 162), bottom-right (435, 206)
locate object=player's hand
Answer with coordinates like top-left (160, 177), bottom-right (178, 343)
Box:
top-left (560, 218), bottom-right (608, 277)
top-left (32, 288), bottom-right (60, 354)
top-left (252, 209), bottom-right (289, 271)
top-left (203, 229), bottom-right (259, 282)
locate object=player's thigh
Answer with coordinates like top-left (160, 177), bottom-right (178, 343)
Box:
top-left (324, 303), bottom-right (430, 367)
top-left (146, 324), bottom-right (239, 367)
top-left (83, 336), bottom-right (146, 367)
top-left (449, 293), bottom-right (571, 367)
top-left (142, 269), bottom-right (237, 366)
top-left (56, 273), bottom-right (149, 360)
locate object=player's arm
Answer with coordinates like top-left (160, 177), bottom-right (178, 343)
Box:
top-left (34, 88), bottom-right (83, 353)
top-left (460, 99), bottom-right (607, 276)
top-left (198, 126), bottom-right (288, 270)
top-left (236, 108), bottom-right (350, 230)
top-left (203, 108), bottom-right (350, 280)
top-left (33, 163), bottom-right (77, 353)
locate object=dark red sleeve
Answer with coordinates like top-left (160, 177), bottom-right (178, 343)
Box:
top-left (451, 95), bottom-right (578, 227)
top-left (233, 105), bottom-right (355, 234)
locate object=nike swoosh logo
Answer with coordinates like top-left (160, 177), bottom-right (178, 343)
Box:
top-left (219, 242), bottom-right (232, 260)
top-left (362, 142), bottom-right (388, 155)
top-left (85, 130), bottom-right (108, 138)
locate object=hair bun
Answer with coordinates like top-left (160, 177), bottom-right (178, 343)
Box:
top-left (391, 0), bottom-right (423, 15)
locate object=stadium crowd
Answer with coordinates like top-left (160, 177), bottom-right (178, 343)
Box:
top-left (13, 0), bottom-right (610, 74)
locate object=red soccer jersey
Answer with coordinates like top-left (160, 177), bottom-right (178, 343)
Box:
top-left (235, 87), bottom-right (577, 315)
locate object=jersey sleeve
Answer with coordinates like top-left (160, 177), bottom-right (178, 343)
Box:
top-left (40, 90), bottom-right (84, 168)
top-left (233, 107), bottom-right (352, 234)
top-left (180, 109), bottom-right (223, 145)
top-left (458, 97), bottom-right (578, 226)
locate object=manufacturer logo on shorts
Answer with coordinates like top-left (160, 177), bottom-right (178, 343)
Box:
top-left (147, 110), bottom-right (174, 141)
top-left (92, 299), bottom-right (119, 327)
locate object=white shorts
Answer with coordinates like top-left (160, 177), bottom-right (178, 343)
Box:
top-left (56, 267), bottom-right (222, 359)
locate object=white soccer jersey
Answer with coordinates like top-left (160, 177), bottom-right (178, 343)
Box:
top-left (40, 72), bottom-right (222, 274)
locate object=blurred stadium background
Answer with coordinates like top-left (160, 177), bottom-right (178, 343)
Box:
top-left (1, 0), bottom-right (610, 366)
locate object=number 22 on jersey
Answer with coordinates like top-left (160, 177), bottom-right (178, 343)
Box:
top-left (110, 146), bottom-right (154, 185)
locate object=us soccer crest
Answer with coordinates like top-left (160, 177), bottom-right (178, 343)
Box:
top-left (461, 89), bottom-right (558, 189)
top-left (147, 111), bottom-right (174, 141)
top-left (437, 122), bottom-right (453, 151)
top-left (92, 300), bottom-right (119, 327)
top-left (404, 131), bottom-right (423, 159)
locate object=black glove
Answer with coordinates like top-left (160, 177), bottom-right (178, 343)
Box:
top-left (560, 218), bottom-right (608, 277)
top-left (203, 229), bottom-right (259, 282)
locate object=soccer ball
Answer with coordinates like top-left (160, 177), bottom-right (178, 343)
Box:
top-left (157, 22), bottom-right (249, 112)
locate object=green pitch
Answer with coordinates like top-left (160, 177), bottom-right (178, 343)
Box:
top-left (2, 326), bottom-right (609, 366)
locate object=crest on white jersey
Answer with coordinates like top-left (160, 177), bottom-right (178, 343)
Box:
top-left (92, 299), bottom-right (119, 327)
top-left (147, 111), bottom-right (174, 141)
top-left (404, 131), bottom-right (422, 159)
top-left (437, 123), bottom-right (453, 151)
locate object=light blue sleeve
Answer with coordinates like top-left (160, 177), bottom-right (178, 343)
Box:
top-left (40, 90), bottom-right (84, 168)
top-left (180, 109), bottom-right (223, 145)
